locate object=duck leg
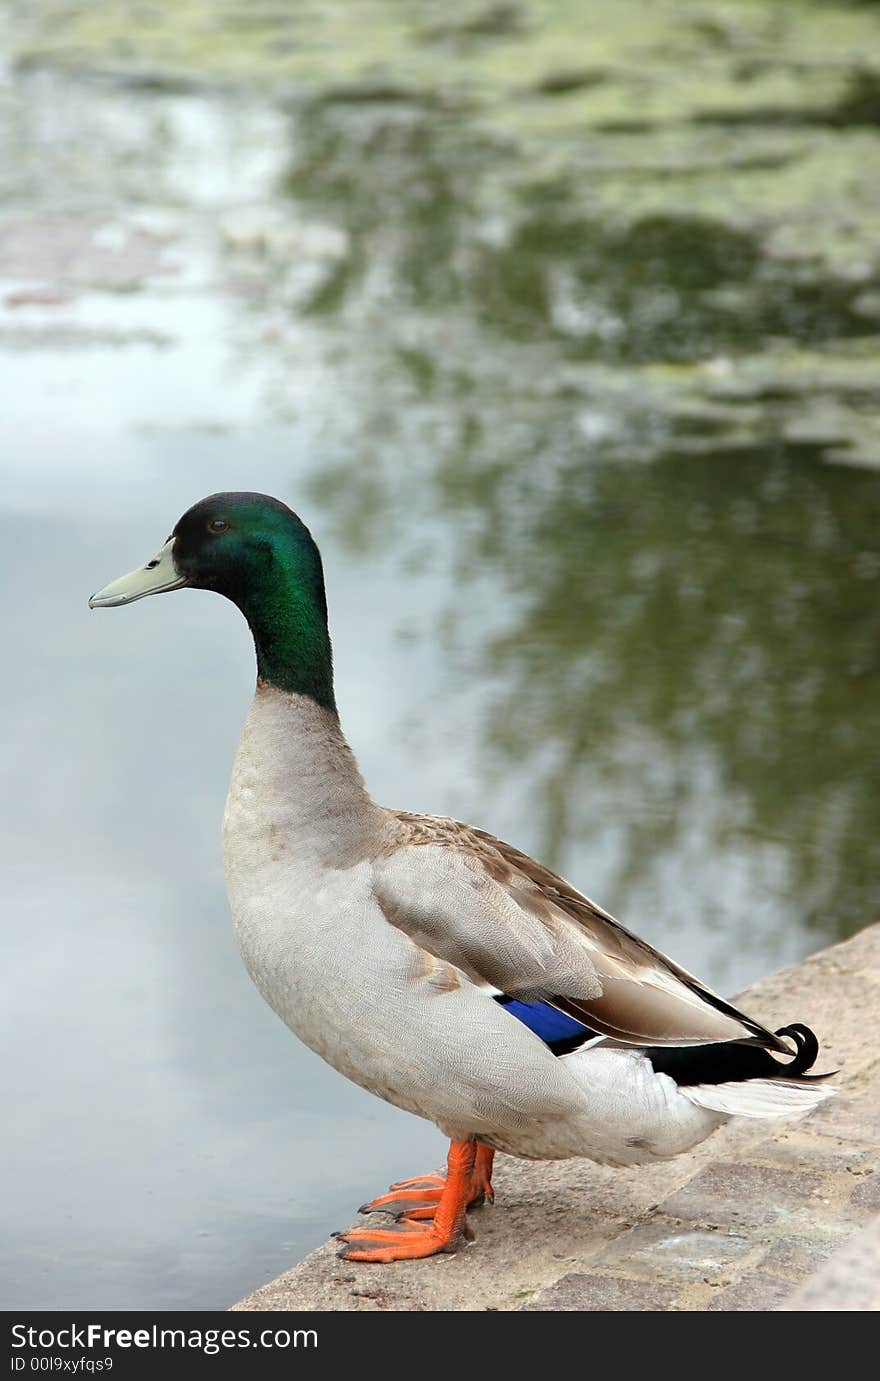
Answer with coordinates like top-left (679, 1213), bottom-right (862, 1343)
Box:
top-left (358, 1141), bottom-right (495, 1220)
top-left (471, 1142), bottom-right (496, 1205)
top-left (338, 1140), bottom-right (481, 1262)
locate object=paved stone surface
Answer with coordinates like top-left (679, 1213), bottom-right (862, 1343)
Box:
top-left (782, 1215), bottom-right (880, 1311)
top-left (528, 1273), bottom-right (679, 1311)
top-left (590, 1217), bottom-right (754, 1282)
top-left (231, 924), bottom-right (880, 1312)
top-left (658, 1162), bottom-right (826, 1230)
top-left (706, 1271), bottom-right (794, 1312)
top-left (761, 1232), bottom-right (846, 1277)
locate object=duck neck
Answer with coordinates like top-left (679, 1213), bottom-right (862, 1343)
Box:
top-left (233, 560), bottom-right (337, 714)
top-left (212, 527), bottom-right (335, 712)
top-left (230, 683), bottom-right (381, 864)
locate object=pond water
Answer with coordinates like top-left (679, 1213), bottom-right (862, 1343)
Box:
top-left (1, 4), bottom-right (879, 1310)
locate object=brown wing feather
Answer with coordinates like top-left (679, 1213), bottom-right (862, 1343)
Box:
top-left (469, 826), bottom-right (791, 1051)
top-left (385, 813), bottom-right (791, 1054)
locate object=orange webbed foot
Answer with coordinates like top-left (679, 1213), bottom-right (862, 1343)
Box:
top-left (340, 1140), bottom-right (484, 1263)
top-left (358, 1143), bottom-right (495, 1222)
top-left (358, 1184), bottom-right (445, 1219)
top-left (387, 1173), bottom-right (447, 1193)
top-left (337, 1219), bottom-right (462, 1263)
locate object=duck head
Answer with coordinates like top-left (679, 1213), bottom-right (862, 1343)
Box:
top-left (89, 492), bottom-right (336, 711)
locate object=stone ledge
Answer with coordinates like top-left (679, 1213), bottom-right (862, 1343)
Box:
top-left (231, 923), bottom-right (880, 1312)
top-left (781, 1215), bottom-right (880, 1311)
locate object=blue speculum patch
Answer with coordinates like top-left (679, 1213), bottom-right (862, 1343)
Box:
top-left (495, 995), bottom-right (592, 1053)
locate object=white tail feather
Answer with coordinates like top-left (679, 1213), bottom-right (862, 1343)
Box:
top-left (682, 1078), bottom-right (834, 1119)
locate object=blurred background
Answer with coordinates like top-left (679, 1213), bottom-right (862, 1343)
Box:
top-left (1, 0), bottom-right (878, 1310)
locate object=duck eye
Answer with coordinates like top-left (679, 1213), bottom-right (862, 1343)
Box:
top-left (208, 518), bottom-right (230, 534)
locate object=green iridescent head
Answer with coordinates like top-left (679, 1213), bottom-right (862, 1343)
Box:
top-left (89, 492), bottom-right (336, 712)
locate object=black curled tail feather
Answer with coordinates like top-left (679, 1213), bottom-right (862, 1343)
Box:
top-left (774, 1023), bottom-right (828, 1078)
top-left (644, 1020), bottom-right (832, 1088)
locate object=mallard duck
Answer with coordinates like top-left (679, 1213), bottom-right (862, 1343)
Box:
top-left (89, 492), bottom-right (832, 1264)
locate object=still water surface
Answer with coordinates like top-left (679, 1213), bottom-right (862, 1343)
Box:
top-left (1, 35), bottom-right (878, 1309)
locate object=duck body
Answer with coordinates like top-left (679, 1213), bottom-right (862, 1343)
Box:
top-left (90, 491), bottom-right (833, 1262)
top-left (223, 683), bottom-right (821, 1169)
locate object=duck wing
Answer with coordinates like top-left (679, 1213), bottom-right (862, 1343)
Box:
top-left (373, 813), bottom-right (791, 1054)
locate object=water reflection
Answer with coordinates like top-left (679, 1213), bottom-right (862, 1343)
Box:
top-left (283, 95), bottom-right (880, 365)
top-left (298, 396), bottom-right (880, 966)
top-left (477, 442), bottom-right (879, 932)
top-left (270, 90), bottom-right (880, 967)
